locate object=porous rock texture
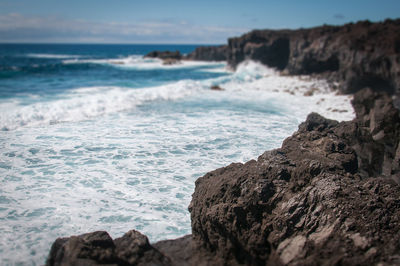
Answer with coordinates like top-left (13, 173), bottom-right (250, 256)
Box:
top-left (47, 88), bottom-right (400, 265)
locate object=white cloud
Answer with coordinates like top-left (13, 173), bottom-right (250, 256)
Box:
top-left (0, 13), bottom-right (249, 43)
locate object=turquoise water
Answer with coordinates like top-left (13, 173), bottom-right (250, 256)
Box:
top-left (0, 44), bottom-right (350, 265)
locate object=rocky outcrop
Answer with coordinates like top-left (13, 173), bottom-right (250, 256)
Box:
top-left (185, 19), bottom-right (400, 95)
top-left (227, 19), bottom-right (400, 94)
top-left (47, 88), bottom-right (400, 265)
top-left (189, 88), bottom-right (400, 265)
top-left (144, 51), bottom-right (183, 65)
top-left (144, 51), bottom-right (182, 60)
top-left (185, 45), bottom-right (228, 61)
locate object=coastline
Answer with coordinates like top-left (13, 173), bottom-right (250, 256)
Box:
top-left (46, 18), bottom-right (400, 265)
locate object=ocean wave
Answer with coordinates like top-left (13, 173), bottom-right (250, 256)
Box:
top-left (25, 53), bottom-right (83, 59)
top-left (0, 80), bottom-right (204, 131)
top-left (63, 55), bottom-right (226, 70)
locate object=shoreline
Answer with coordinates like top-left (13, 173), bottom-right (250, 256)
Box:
top-left (43, 18), bottom-right (400, 265)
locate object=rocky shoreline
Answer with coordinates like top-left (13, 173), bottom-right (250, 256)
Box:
top-left (189, 19), bottom-right (400, 96)
top-left (46, 19), bottom-right (400, 265)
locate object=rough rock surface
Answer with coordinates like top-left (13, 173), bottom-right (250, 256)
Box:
top-left (189, 89), bottom-right (400, 265)
top-left (46, 230), bottom-right (171, 266)
top-left (47, 88), bottom-right (400, 265)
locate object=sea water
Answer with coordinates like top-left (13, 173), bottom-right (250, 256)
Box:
top-left (0, 44), bottom-right (354, 265)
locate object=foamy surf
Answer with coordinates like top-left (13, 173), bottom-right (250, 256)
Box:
top-left (25, 53), bottom-right (83, 59)
top-left (0, 81), bottom-right (204, 131)
top-left (63, 55), bottom-right (226, 70)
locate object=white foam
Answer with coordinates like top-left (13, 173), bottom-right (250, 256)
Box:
top-left (0, 80), bottom-right (203, 131)
top-left (63, 55), bottom-right (225, 70)
top-left (217, 61), bottom-right (354, 121)
top-left (25, 53), bottom-right (82, 59)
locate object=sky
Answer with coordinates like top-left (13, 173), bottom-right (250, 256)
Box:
top-left (0, 0), bottom-right (399, 44)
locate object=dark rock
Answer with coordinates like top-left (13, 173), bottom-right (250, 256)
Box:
top-left (145, 51), bottom-right (182, 60)
top-left (210, 85), bottom-right (224, 91)
top-left (226, 19), bottom-right (400, 95)
top-left (189, 89), bottom-right (400, 265)
top-left (186, 45), bottom-right (227, 61)
top-left (46, 230), bottom-right (170, 266)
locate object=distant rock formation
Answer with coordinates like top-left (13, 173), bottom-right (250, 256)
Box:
top-left (145, 50), bottom-right (182, 65)
top-left (145, 51), bottom-right (182, 60)
top-left (188, 19), bottom-right (400, 95)
top-left (185, 45), bottom-right (228, 61)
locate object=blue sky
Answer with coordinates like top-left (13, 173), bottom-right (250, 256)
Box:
top-left (0, 0), bottom-right (399, 44)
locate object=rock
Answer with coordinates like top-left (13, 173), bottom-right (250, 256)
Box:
top-left (46, 230), bottom-right (170, 266)
top-left (226, 19), bottom-right (400, 95)
top-left (210, 85), bottom-right (224, 91)
top-left (189, 90), bottom-right (400, 265)
top-left (145, 51), bottom-right (182, 60)
top-left (185, 45), bottom-right (227, 61)
top-left (162, 58), bottom-right (181, 65)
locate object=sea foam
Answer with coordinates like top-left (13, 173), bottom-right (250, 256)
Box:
top-left (0, 59), bottom-right (355, 265)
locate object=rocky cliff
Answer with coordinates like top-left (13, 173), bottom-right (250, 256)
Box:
top-left (188, 19), bottom-right (400, 95)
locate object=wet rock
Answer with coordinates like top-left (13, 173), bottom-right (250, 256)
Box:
top-left (210, 85), bottom-right (224, 91)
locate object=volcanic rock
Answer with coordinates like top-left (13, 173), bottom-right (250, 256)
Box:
top-left (186, 45), bottom-right (228, 61)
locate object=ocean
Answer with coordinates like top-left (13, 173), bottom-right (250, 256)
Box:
top-left (0, 44), bottom-right (354, 265)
